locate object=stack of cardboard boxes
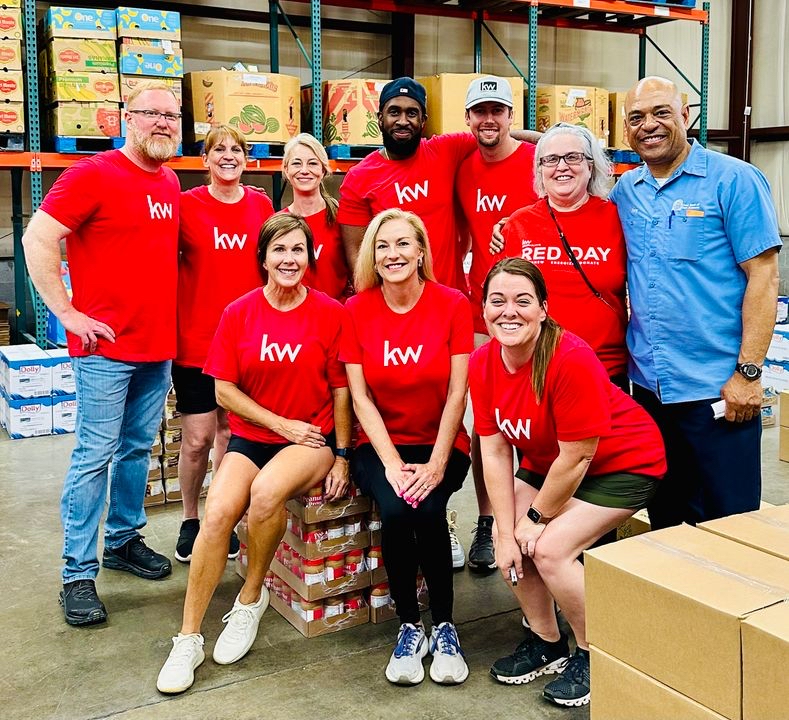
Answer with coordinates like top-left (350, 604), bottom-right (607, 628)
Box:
top-left (587, 505), bottom-right (789, 720)
top-left (778, 391), bottom-right (789, 463)
top-left (0, 344), bottom-right (75, 439)
top-left (536, 85), bottom-right (609, 148)
top-left (0, 0), bottom-right (24, 138)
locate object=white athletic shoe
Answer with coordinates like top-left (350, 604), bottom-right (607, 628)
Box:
top-left (212, 587), bottom-right (270, 665)
top-left (157, 633), bottom-right (205, 694)
top-left (385, 623), bottom-right (429, 684)
top-left (429, 622), bottom-right (469, 684)
top-left (447, 510), bottom-right (466, 569)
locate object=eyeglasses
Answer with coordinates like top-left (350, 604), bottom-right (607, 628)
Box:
top-left (538, 152), bottom-right (591, 167)
top-left (128, 109), bottom-right (182, 123)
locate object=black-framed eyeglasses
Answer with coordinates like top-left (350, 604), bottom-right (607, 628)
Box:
top-left (128, 109), bottom-right (182, 123)
top-left (538, 152), bottom-right (592, 167)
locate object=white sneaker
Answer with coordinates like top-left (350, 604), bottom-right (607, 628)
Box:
top-left (429, 622), bottom-right (469, 684)
top-left (447, 510), bottom-right (466, 569)
top-left (157, 633), bottom-right (205, 694)
top-left (385, 623), bottom-right (428, 684)
top-left (212, 587), bottom-right (270, 665)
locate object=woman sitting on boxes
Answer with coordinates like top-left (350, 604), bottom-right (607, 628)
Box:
top-left (172, 124), bottom-right (274, 565)
top-left (469, 258), bottom-right (666, 707)
top-left (157, 213), bottom-right (352, 695)
top-left (341, 208), bottom-right (473, 686)
top-left (279, 133), bottom-right (351, 301)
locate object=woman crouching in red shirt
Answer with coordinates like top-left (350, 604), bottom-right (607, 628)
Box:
top-left (342, 208), bottom-right (473, 686)
top-left (469, 258), bottom-right (665, 708)
top-left (157, 214), bottom-right (352, 694)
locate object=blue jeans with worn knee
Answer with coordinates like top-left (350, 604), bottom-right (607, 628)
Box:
top-left (61, 356), bottom-right (171, 583)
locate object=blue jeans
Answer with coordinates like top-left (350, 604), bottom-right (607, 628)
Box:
top-left (61, 356), bottom-right (171, 582)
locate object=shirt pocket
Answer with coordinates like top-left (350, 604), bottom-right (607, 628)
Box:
top-left (622, 211), bottom-right (648, 262)
top-left (668, 215), bottom-right (706, 262)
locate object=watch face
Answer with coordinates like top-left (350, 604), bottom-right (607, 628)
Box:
top-left (527, 507), bottom-right (541, 524)
top-left (739, 363), bottom-right (761, 380)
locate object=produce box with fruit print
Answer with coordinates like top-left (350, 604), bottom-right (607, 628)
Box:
top-left (321, 79), bottom-right (384, 146)
top-left (0, 102), bottom-right (24, 133)
top-left (184, 70), bottom-right (300, 144)
top-left (50, 102), bottom-right (120, 137)
top-left (536, 85), bottom-right (609, 147)
top-left (46, 71), bottom-right (121, 103)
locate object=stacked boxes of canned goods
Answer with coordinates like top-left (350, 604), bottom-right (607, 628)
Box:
top-left (0, 0), bottom-right (24, 139)
top-left (39, 7), bottom-right (120, 140)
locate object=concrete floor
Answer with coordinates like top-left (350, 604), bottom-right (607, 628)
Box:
top-left (2, 425), bottom-right (787, 720)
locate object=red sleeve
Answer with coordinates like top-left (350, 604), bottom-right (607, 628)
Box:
top-left (203, 305), bottom-right (240, 383)
top-left (40, 158), bottom-right (101, 231)
top-left (337, 165), bottom-right (372, 227)
top-left (469, 344), bottom-right (499, 437)
top-left (325, 302), bottom-right (348, 389)
top-left (550, 346), bottom-right (611, 442)
top-left (339, 299), bottom-right (362, 364)
top-left (449, 292), bottom-right (474, 355)
top-left (501, 207), bottom-right (528, 259)
top-left (429, 132), bottom-right (478, 169)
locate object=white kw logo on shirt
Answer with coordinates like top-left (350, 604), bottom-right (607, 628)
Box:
top-left (394, 180), bottom-right (429, 204)
top-left (147, 195), bottom-right (173, 220)
top-left (260, 334), bottom-right (302, 362)
top-left (476, 189), bottom-right (506, 213)
top-left (495, 408), bottom-right (531, 440)
top-left (314, 244), bottom-right (324, 260)
top-left (214, 227), bottom-right (247, 250)
top-left (383, 340), bottom-right (423, 367)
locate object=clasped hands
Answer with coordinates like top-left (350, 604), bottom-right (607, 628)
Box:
top-left (385, 460), bottom-right (444, 508)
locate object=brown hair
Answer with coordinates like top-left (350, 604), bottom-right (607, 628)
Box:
top-left (282, 133), bottom-right (338, 224)
top-left (482, 257), bottom-right (563, 402)
top-left (256, 213), bottom-right (316, 283)
top-left (204, 124), bottom-right (249, 157)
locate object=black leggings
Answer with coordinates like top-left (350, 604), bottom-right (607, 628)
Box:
top-left (352, 443), bottom-right (470, 625)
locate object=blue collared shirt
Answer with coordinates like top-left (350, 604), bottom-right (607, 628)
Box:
top-left (610, 139), bottom-right (781, 403)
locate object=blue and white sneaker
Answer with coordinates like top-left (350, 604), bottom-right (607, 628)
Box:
top-left (429, 622), bottom-right (469, 684)
top-left (385, 623), bottom-right (428, 685)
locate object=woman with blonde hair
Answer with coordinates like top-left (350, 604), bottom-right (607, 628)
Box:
top-left (280, 132), bottom-right (350, 300)
top-left (341, 208), bottom-right (474, 686)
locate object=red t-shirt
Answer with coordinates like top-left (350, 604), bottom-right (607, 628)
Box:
top-left (455, 142), bottom-right (538, 334)
top-left (204, 288), bottom-right (347, 444)
top-left (470, 332), bottom-right (665, 479)
top-left (340, 281), bottom-right (474, 455)
top-left (40, 149), bottom-right (180, 361)
top-left (177, 185), bottom-right (274, 367)
top-left (337, 134), bottom-right (478, 291)
top-left (282, 207), bottom-right (350, 302)
top-left (501, 196), bottom-right (628, 377)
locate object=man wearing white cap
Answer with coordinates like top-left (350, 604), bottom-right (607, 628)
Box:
top-left (455, 75), bottom-right (539, 572)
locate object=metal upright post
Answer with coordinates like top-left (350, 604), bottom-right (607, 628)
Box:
top-left (638, 32), bottom-right (646, 79)
top-left (700, 2), bottom-right (710, 147)
top-left (473, 16), bottom-right (482, 73)
top-left (311, 0), bottom-right (322, 142)
top-left (527, 3), bottom-right (538, 130)
top-left (269, 0), bottom-right (282, 209)
top-left (11, 169), bottom-right (25, 342)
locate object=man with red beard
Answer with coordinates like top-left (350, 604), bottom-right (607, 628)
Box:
top-left (23, 80), bottom-right (182, 626)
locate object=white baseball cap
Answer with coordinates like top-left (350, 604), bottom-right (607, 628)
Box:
top-left (465, 76), bottom-right (513, 110)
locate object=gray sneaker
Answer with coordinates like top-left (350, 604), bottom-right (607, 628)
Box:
top-left (213, 587), bottom-right (270, 665)
top-left (429, 622), bottom-right (469, 684)
top-left (385, 623), bottom-right (428, 684)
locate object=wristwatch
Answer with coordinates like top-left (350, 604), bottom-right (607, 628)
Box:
top-left (334, 447), bottom-right (352, 460)
top-left (526, 505), bottom-right (543, 524)
top-left (735, 362), bottom-right (762, 381)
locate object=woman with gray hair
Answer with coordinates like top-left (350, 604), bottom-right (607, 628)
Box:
top-left (497, 123), bottom-right (628, 390)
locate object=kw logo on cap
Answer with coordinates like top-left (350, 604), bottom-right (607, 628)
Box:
top-left (480, 81), bottom-right (498, 92)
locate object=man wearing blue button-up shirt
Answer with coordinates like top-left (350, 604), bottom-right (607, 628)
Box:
top-left (610, 76), bottom-right (781, 529)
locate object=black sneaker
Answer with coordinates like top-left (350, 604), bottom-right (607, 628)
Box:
top-left (59, 579), bottom-right (108, 626)
top-left (227, 530), bottom-right (241, 560)
top-left (468, 515), bottom-right (496, 572)
top-left (543, 647), bottom-right (591, 707)
top-left (103, 536), bottom-right (172, 580)
top-left (490, 630), bottom-right (570, 685)
top-left (175, 519), bottom-right (200, 563)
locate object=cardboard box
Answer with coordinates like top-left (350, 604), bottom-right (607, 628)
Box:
top-left (163, 475), bottom-right (181, 502)
top-left (780, 390), bottom-right (789, 426)
top-left (321, 79), bottom-right (385, 146)
top-left (0, 69), bottom-right (23, 101)
top-left (118, 39), bottom-right (183, 78)
top-left (46, 71), bottom-right (121, 103)
top-left (116, 7), bottom-right (181, 41)
top-left (585, 524), bottom-right (789, 719)
top-left (269, 589), bottom-right (368, 638)
top-left (0, 39), bottom-right (21, 70)
top-left (51, 393), bottom-right (77, 434)
top-left (0, 8), bottom-right (22, 40)
top-left (590, 646), bottom-right (728, 720)
top-left (45, 348), bottom-right (75, 395)
top-left (144, 479), bottom-right (165, 507)
top-left (537, 85), bottom-right (608, 147)
top-left (148, 454), bottom-right (161, 481)
top-left (763, 360), bottom-right (789, 393)
top-left (698, 504), bottom-right (789, 563)
top-left (615, 507), bottom-right (650, 540)
top-left (162, 427), bottom-right (181, 452)
top-left (1, 389), bottom-right (53, 438)
top-left (283, 527), bottom-right (370, 561)
top-left (741, 602), bottom-right (789, 720)
top-left (0, 101), bottom-right (23, 133)
top-left (767, 326), bottom-right (789, 363)
top-left (286, 495), bottom-right (370, 524)
top-left (45, 38), bottom-right (117, 73)
top-left (43, 7), bottom-right (116, 40)
top-left (271, 557), bottom-right (371, 602)
top-left (0, 344), bottom-right (53, 398)
top-left (761, 404), bottom-right (776, 427)
top-left (119, 74), bottom-right (182, 105)
top-left (780, 426), bottom-right (789, 462)
top-left (417, 73), bottom-right (525, 137)
top-left (50, 102), bottom-right (121, 137)
top-left (609, 90), bottom-right (688, 149)
top-left (184, 70), bottom-right (300, 143)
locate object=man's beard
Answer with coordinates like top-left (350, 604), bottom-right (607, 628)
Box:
top-left (128, 124), bottom-right (181, 162)
top-left (382, 130), bottom-right (421, 158)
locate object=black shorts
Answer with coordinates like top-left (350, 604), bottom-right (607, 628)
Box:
top-left (227, 431), bottom-right (337, 470)
top-left (171, 364), bottom-right (217, 414)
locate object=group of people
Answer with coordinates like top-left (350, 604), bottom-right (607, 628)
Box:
top-left (22, 70), bottom-right (781, 707)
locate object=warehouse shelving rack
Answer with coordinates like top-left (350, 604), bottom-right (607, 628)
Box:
top-left (5, 0), bottom-right (709, 346)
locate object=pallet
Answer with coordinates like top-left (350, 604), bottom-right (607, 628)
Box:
top-left (608, 149), bottom-right (642, 164)
top-left (0, 133), bottom-right (25, 152)
top-left (326, 144), bottom-right (381, 160)
top-left (52, 135), bottom-right (124, 154)
top-left (185, 140), bottom-right (286, 159)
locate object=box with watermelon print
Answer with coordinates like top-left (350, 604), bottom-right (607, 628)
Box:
top-left (321, 79), bottom-right (385, 146)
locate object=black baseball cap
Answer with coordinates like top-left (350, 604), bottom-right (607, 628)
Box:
top-left (379, 77), bottom-right (427, 113)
